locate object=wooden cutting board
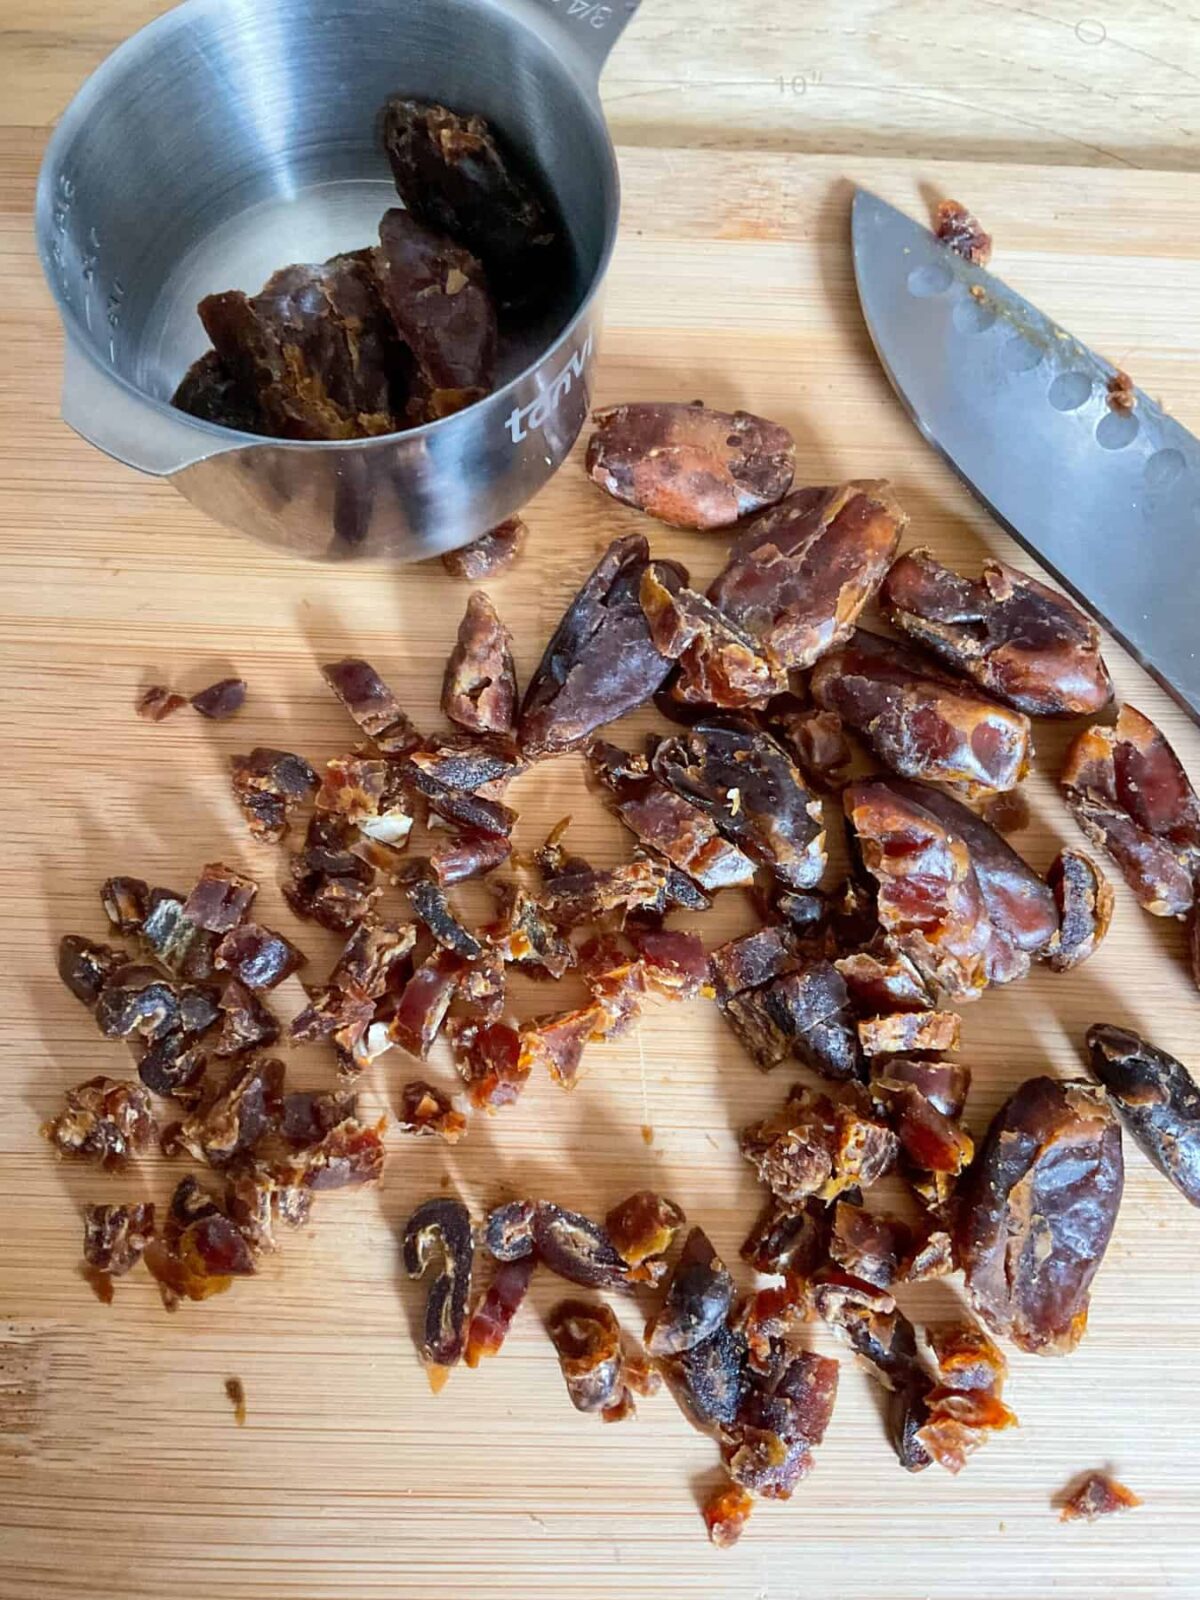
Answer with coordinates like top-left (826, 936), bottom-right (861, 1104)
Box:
top-left (3, 142), bottom-right (1200, 1600)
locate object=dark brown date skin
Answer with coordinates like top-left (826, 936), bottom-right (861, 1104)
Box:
top-left (58, 935), bottom-right (123, 1007)
top-left (740, 1196), bottom-right (830, 1277)
top-left (532, 1202), bottom-right (638, 1291)
top-left (956, 1077), bottom-right (1123, 1354)
top-left (741, 1085), bottom-right (897, 1206)
top-left (640, 568), bottom-right (785, 709)
top-left (710, 926), bottom-right (798, 1004)
top-left (812, 630), bottom-right (1033, 797)
top-left (199, 251), bottom-right (403, 440)
top-left (230, 747), bottom-right (319, 843)
top-left (706, 480), bottom-right (906, 669)
top-left (518, 536), bottom-right (687, 759)
top-left (321, 658), bottom-right (421, 755)
top-left (380, 99), bottom-right (562, 311)
top-left (374, 208), bottom-right (496, 419)
top-left (1062, 705), bottom-right (1200, 917)
top-left (190, 677), bottom-right (247, 721)
top-left (172, 350), bottom-right (267, 434)
top-left (442, 591), bottom-right (518, 736)
top-left (758, 961), bottom-right (865, 1082)
top-left (403, 1196), bottom-right (475, 1385)
top-left (587, 740), bottom-right (756, 892)
top-left (1087, 1023), bottom-right (1200, 1208)
top-left (441, 516), bottom-right (526, 580)
top-left (645, 1227), bottom-right (735, 1356)
top-left (666, 1322), bottom-right (749, 1428)
top-left (586, 403), bottom-right (795, 530)
top-left (651, 718), bottom-right (826, 890)
top-left (1044, 849), bottom-right (1114, 971)
top-left (882, 549), bottom-right (1112, 716)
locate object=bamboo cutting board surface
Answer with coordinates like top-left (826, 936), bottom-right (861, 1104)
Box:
top-left (3, 144), bottom-right (1200, 1600)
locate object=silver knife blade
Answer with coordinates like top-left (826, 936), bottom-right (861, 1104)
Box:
top-left (852, 187), bottom-right (1200, 723)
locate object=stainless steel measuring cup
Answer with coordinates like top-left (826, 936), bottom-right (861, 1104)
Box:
top-left (36, 0), bottom-right (640, 561)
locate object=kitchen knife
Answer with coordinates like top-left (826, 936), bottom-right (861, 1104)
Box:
top-left (852, 187), bottom-right (1200, 723)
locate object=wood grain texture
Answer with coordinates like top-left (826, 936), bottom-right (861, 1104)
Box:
top-left (3, 142), bottom-right (1200, 1598)
top-left (4, 0), bottom-right (1200, 169)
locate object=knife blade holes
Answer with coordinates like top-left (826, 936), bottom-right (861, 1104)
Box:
top-left (953, 297), bottom-right (997, 334)
top-left (1001, 338), bottom-right (1043, 374)
top-left (1047, 371), bottom-right (1093, 411)
top-left (1096, 410), bottom-right (1140, 450)
top-left (907, 263), bottom-right (953, 298)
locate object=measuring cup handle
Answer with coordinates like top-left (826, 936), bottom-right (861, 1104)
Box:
top-left (523, 0), bottom-right (642, 83)
top-left (60, 332), bottom-right (248, 477)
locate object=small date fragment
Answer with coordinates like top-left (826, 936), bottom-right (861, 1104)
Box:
top-left (1059, 1470), bottom-right (1141, 1522)
top-left (1087, 1023), bottom-right (1200, 1209)
top-left (934, 199), bottom-right (992, 265)
top-left (190, 677), bottom-right (247, 720)
top-left (81, 1202), bottom-right (156, 1302)
top-left (441, 516), bottom-right (526, 580)
top-left (702, 1482), bottom-right (754, 1549)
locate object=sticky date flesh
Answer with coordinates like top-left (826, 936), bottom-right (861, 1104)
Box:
top-left (442, 591), bottom-right (518, 736)
top-left (404, 1197), bottom-right (474, 1379)
top-left (1044, 849), bottom-right (1113, 971)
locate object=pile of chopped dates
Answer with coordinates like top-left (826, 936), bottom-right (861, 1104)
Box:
top-left (51, 390), bottom-right (1200, 1545)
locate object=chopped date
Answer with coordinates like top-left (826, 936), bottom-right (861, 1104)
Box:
top-left (230, 747), bottom-right (319, 843)
top-left (281, 1089), bottom-right (359, 1148)
top-left (812, 629), bottom-right (1033, 797)
top-left (442, 591), bottom-right (518, 736)
top-left (190, 677), bottom-right (247, 721)
top-left (138, 1033), bottom-right (209, 1102)
top-left (711, 926), bottom-right (799, 1004)
top-left (380, 99), bottom-right (562, 312)
top-left (739, 1085), bottom-right (897, 1206)
top-left (330, 918), bottom-right (417, 1000)
top-left (518, 536), bottom-right (686, 759)
top-left (873, 1063), bottom-right (974, 1183)
top-left (403, 1196), bottom-right (475, 1383)
top-left (448, 1018), bottom-right (530, 1111)
top-left (877, 1056), bottom-right (971, 1120)
top-left (630, 928), bottom-right (711, 1002)
top-left (541, 856), bottom-right (671, 930)
top-left (321, 658), bottom-right (421, 756)
top-left (285, 816), bottom-right (382, 932)
top-left (809, 1269), bottom-right (933, 1471)
top-left (224, 1162), bottom-right (310, 1253)
top-left (82, 1202), bottom-right (155, 1298)
top-left (374, 207), bottom-right (496, 418)
top-left (651, 718), bottom-right (826, 890)
top-left (547, 1298), bottom-right (625, 1415)
top-left (829, 1202), bottom-right (914, 1289)
top-left (605, 1191), bottom-right (686, 1268)
top-left (723, 985), bottom-right (795, 1070)
top-left (100, 876), bottom-right (149, 936)
top-left (706, 480), bottom-right (906, 670)
top-left (925, 1320), bottom-right (1007, 1394)
top-left (397, 1080), bottom-right (467, 1143)
top-left (835, 941), bottom-right (932, 1016)
top-left (388, 949), bottom-right (464, 1058)
top-left (483, 1199), bottom-right (536, 1262)
top-left (1062, 705), bottom-right (1200, 916)
top-left (1086, 1023), bottom-right (1200, 1208)
top-left (137, 684), bottom-right (187, 721)
top-left (957, 1077), bottom-right (1123, 1353)
top-left (403, 868), bottom-right (483, 959)
top-left (857, 1009), bottom-right (961, 1057)
top-left (214, 978), bottom-right (280, 1057)
top-left (465, 1254), bottom-right (535, 1366)
top-left (720, 1349), bottom-right (839, 1499)
top-left (1059, 1470), bottom-right (1142, 1522)
top-left (702, 1483), bottom-right (754, 1549)
top-left (171, 350), bottom-right (266, 433)
top-left (198, 252), bottom-right (403, 440)
top-left (1044, 849), bottom-right (1113, 972)
top-left (759, 961), bottom-right (865, 1082)
top-left (934, 199), bottom-right (992, 265)
top-left (287, 1115), bottom-right (387, 1189)
top-left (288, 985), bottom-right (375, 1047)
top-left (586, 402), bottom-right (794, 531)
top-left (666, 1322), bottom-right (749, 1428)
top-left (57, 934), bottom-right (124, 1007)
top-left (215, 921), bottom-right (306, 990)
top-left (882, 549), bottom-right (1111, 717)
top-left (641, 569), bottom-right (785, 709)
top-left (773, 706), bottom-right (853, 789)
top-left (183, 861), bottom-right (257, 934)
top-left (489, 884), bottom-right (574, 976)
top-left (904, 1224), bottom-right (955, 1282)
top-left (915, 1384), bottom-right (1018, 1474)
top-left (532, 1202), bottom-right (640, 1292)
top-left (520, 1008), bottom-right (603, 1089)
top-left (43, 1076), bottom-right (156, 1171)
top-left (583, 949), bottom-right (649, 1042)
top-left (401, 758), bottom-right (517, 837)
top-left (175, 1057), bottom-right (284, 1168)
top-left (733, 1281), bottom-right (807, 1378)
top-left (740, 1196), bottom-right (830, 1278)
top-left (983, 790), bottom-right (1031, 835)
top-left (645, 1227), bottom-right (735, 1356)
top-left (144, 1176), bottom-right (256, 1307)
top-left (441, 516), bottom-right (526, 580)
top-left (314, 756), bottom-right (404, 830)
top-left (880, 778), bottom-right (1058, 967)
top-left (845, 780), bottom-right (996, 1001)
top-left (587, 740), bottom-right (756, 891)
top-left (140, 890), bottom-right (216, 981)
top-left (93, 971), bottom-right (179, 1043)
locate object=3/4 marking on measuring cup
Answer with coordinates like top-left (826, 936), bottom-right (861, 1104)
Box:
top-left (505, 334), bottom-right (593, 443)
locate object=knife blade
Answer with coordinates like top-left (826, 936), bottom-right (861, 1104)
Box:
top-left (851, 187), bottom-right (1200, 723)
